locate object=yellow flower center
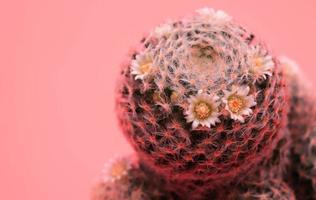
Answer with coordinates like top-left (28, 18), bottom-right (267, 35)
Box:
top-left (253, 57), bottom-right (264, 68)
top-left (228, 95), bottom-right (245, 114)
top-left (194, 101), bottom-right (212, 120)
top-left (110, 161), bottom-right (128, 180)
top-left (139, 62), bottom-right (152, 74)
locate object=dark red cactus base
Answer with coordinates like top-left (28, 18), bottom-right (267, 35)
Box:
top-left (92, 8), bottom-right (316, 200)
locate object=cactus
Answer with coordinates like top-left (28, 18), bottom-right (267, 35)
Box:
top-left (116, 7), bottom-right (288, 196)
top-left (92, 8), bottom-right (316, 199)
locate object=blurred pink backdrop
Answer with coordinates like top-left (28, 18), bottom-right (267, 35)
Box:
top-left (0, 0), bottom-right (315, 199)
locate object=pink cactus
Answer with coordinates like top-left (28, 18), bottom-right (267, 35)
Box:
top-left (92, 8), bottom-right (316, 199)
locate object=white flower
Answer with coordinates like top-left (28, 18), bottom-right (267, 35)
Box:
top-left (248, 46), bottom-right (275, 81)
top-left (185, 90), bottom-right (221, 129)
top-left (195, 7), bottom-right (232, 23)
top-left (223, 85), bottom-right (256, 123)
top-left (152, 23), bottom-right (173, 38)
top-left (101, 157), bottom-right (131, 183)
top-left (131, 53), bottom-right (154, 80)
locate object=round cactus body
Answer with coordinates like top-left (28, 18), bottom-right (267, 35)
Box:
top-left (116, 8), bottom-right (289, 194)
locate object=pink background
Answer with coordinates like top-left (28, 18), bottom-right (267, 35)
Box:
top-left (1, 0), bottom-right (315, 199)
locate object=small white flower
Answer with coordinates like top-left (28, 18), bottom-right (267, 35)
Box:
top-left (185, 90), bottom-right (221, 129)
top-left (223, 85), bottom-right (256, 123)
top-left (248, 45), bottom-right (275, 81)
top-left (131, 53), bottom-right (154, 80)
top-left (195, 7), bottom-right (232, 23)
top-left (101, 157), bottom-right (131, 183)
top-left (152, 23), bottom-right (173, 38)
